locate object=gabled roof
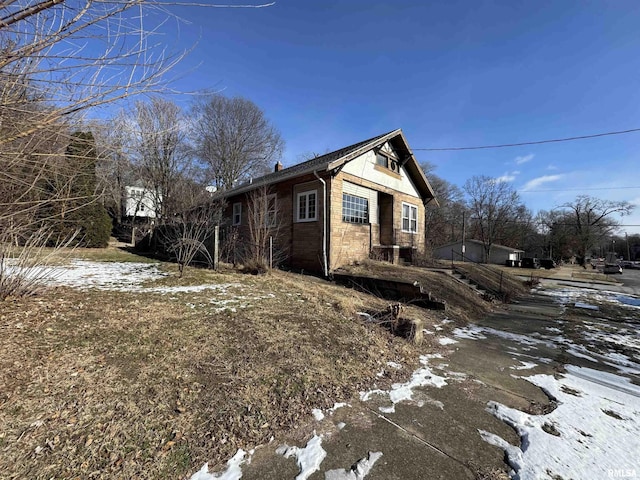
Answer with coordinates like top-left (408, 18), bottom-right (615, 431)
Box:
top-left (217, 129), bottom-right (438, 203)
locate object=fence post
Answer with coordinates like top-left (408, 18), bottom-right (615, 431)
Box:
top-left (499, 271), bottom-right (503, 293)
top-left (269, 236), bottom-right (273, 269)
top-left (213, 225), bottom-right (219, 271)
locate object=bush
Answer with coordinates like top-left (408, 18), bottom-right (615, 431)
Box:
top-left (79, 203), bottom-right (113, 248)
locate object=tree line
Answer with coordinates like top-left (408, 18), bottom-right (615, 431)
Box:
top-left (424, 164), bottom-right (635, 264)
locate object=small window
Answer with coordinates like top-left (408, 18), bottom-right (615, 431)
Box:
top-left (296, 190), bottom-right (317, 222)
top-left (232, 202), bottom-right (242, 226)
top-left (139, 203), bottom-right (145, 212)
top-left (376, 152), bottom-right (388, 168)
top-left (376, 151), bottom-right (400, 173)
top-left (342, 193), bottom-right (369, 224)
top-left (402, 203), bottom-right (418, 233)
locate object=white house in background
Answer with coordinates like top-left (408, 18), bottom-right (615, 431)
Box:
top-left (433, 239), bottom-right (524, 265)
top-left (124, 186), bottom-right (159, 218)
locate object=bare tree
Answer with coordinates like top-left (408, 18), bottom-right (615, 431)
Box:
top-left (464, 175), bottom-right (523, 262)
top-left (159, 200), bottom-right (224, 277)
top-left (243, 186), bottom-right (286, 272)
top-left (128, 97), bottom-right (192, 220)
top-left (191, 94), bottom-right (285, 190)
top-left (94, 113), bottom-right (135, 225)
top-left (0, 0), bottom-right (275, 298)
top-left (420, 161), bottom-right (465, 248)
top-left (556, 195), bottom-right (633, 264)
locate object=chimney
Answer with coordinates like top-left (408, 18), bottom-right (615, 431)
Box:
top-left (275, 161), bottom-right (283, 172)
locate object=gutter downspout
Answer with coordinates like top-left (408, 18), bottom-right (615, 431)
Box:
top-left (314, 170), bottom-right (329, 277)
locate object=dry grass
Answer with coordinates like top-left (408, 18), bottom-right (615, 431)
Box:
top-left (0, 262), bottom-right (446, 479)
top-left (452, 262), bottom-right (528, 301)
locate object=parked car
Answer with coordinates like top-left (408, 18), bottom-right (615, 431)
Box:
top-left (603, 264), bottom-right (623, 274)
top-left (620, 261), bottom-right (640, 270)
top-left (539, 259), bottom-right (556, 269)
top-left (521, 257), bottom-right (540, 269)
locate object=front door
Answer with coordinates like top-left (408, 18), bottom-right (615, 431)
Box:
top-left (378, 192), bottom-right (394, 245)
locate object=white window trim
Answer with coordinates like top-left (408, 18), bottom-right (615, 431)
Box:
top-left (232, 202), bottom-right (242, 226)
top-left (401, 202), bottom-right (418, 233)
top-left (296, 190), bottom-right (318, 222)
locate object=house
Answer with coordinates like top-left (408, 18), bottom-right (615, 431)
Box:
top-left (433, 239), bottom-right (524, 265)
top-left (216, 129), bottom-right (438, 275)
top-left (124, 186), bottom-right (159, 219)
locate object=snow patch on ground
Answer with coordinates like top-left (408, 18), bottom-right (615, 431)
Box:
top-left (40, 260), bottom-right (167, 291)
top-left (438, 336), bottom-right (458, 345)
top-left (324, 451), bottom-right (383, 480)
top-left (190, 450), bottom-right (247, 480)
top-left (329, 403), bottom-right (349, 414)
top-left (480, 366), bottom-right (640, 480)
top-left (276, 433), bottom-right (327, 480)
top-left (27, 259), bottom-right (249, 296)
top-left (510, 361), bottom-right (537, 370)
top-left (452, 325), bottom-right (487, 340)
top-left (360, 355), bottom-right (447, 413)
top-left (566, 347), bottom-right (599, 363)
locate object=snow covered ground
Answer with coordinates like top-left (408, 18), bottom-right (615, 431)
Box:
top-left (11, 259), bottom-right (278, 312)
top-left (481, 366), bottom-right (640, 480)
top-left (455, 286), bottom-right (640, 479)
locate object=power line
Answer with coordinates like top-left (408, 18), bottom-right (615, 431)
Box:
top-left (414, 127), bottom-right (640, 152)
top-left (521, 186), bottom-right (640, 193)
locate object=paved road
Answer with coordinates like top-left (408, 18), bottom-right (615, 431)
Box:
top-left (529, 267), bottom-right (640, 296)
top-left (620, 268), bottom-right (640, 293)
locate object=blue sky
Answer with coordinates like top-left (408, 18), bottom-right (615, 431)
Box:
top-left (159, 1), bottom-right (640, 233)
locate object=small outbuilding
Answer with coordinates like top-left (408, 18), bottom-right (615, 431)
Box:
top-left (433, 239), bottom-right (524, 265)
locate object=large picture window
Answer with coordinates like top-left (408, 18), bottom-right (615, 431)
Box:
top-left (343, 193), bottom-right (369, 224)
top-left (402, 202), bottom-right (418, 233)
top-left (296, 190), bottom-right (317, 222)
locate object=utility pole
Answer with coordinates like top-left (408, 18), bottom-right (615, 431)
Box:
top-left (461, 211), bottom-right (466, 262)
top-left (626, 232), bottom-right (631, 261)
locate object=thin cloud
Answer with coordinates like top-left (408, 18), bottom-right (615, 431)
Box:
top-left (495, 172), bottom-right (517, 183)
top-left (521, 174), bottom-right (564, 191)
top-left (515, 154), bottom-right (535, 165)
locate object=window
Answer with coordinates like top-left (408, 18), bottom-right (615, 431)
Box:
top-left (296, 190), bottom-right (317, 222)
top-left (266, 194), bottom-right (277, 227)
top-left (342, 193), bottom-right (369, 224)
top-left (402, 203), bottom-right (418, 233)
top-left (375, 151), bottom-right (400, 173)
top-left (232, 202), bottom-right (242, 226)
